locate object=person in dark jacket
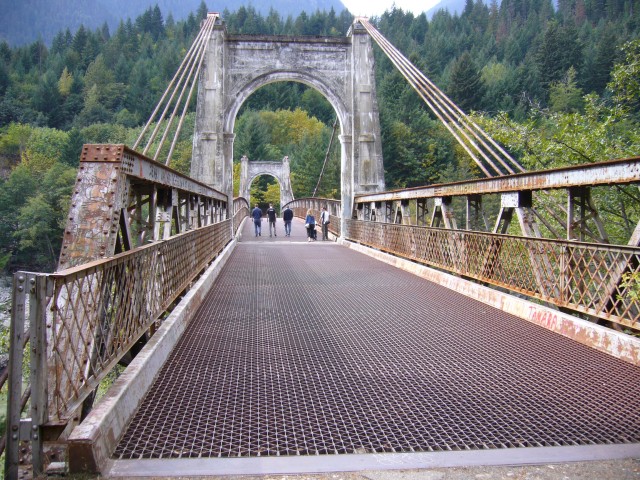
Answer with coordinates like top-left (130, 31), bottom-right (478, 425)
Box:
top-left (282, 206), bottom-right (293, 236)
top-left (266, 203), bottom-right (277, 237)
top-left (251, 204), bottom-right (262, 237)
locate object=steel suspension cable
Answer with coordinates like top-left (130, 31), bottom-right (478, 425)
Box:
top-left (133, 17), bottom-right (211, 151)
top-left (362, 19), bottom-right (507, 175)
top-left (362, 19), bottom-right (583, 238)
top-left (363, 20), bottom-right (515, 175)
top-left (142, 25), bottom-right (208, 158)
top-left (372, 25), bottom-right (524, 175)
top-left (133, 14), bottom-right (218, 165)
top-left (153, 16), bottom-right (215, 163)
top-left (164, 18), bottom-right (216, 166)
top-left (362, 20), bottom-right (499, 175)
top-left (357, 18), bottom-right (525, 177)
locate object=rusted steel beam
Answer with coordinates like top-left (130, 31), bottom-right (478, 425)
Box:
top-left (355, 157), bottom-right (640, 202)
top-left (83, 144), bottom-right (225, 199)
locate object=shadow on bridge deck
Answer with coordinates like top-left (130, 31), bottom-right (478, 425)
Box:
top-left (106, 217), bottom-right (640, 476)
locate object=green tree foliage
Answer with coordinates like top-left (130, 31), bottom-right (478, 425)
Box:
top-left (234, 107), bottom-right (339, 200)
top-left (14, 164), bottom-right (76, 270)
top-left (235, 110), bottom-right (272, 161)
top-left (610, 39), bottom-right (640, 115)
top-left (0, 163), bottom-right (38, 265)
top-left (472, 43), bottom-right (640, 242)
top-left (0, 122), bottom-right (141, 273)
top-left (549, 67), bottom-right (584, 113)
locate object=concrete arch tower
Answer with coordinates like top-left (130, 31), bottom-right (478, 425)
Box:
top-left (191, 15), bottom-right (385, 230)
top-left (239, 155), bottom-right (294, 207)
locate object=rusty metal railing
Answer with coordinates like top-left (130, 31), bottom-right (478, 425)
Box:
top-left (344, 219), bottom-right (640, 331)
top-left (48, 220), bottom-right (233, 421)
top-left (5, 219), bottom-right (236, 477)
top-left (233, 197), bottom-right (250, 234)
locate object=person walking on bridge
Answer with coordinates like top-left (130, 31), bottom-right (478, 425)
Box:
top-left (266, 203), bottom-right (277, 237)
top-left (251, 204), bottom-right (262, 237)
top-left (305, 209), bottom-right (316, 242)
top-left (282, 205), bottom-right (293, 236)
top-left (320, 205), bottom-right (330, 241)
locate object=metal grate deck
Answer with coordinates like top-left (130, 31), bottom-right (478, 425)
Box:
top-left (113, 219), bottom-right (640, 459)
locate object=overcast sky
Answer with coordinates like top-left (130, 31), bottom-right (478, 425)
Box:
top-left (341, 0), bottom-right (440, 17)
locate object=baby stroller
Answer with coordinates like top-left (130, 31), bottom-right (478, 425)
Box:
top-left (306, 222), bottom-right (318, 241)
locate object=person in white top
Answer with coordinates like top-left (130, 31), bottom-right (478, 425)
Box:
top-left (320, 206), bottom-right (330, 241)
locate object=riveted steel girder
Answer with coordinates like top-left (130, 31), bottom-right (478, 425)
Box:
top-left (58, 145), bottom-right (227, 270)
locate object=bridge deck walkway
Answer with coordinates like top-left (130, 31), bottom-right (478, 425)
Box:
top-left (110, 217), bottom-right (640, 474)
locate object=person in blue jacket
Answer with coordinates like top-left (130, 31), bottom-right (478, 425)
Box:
top-left (251, 204), bottom-right (263, 237)
top-left (305, 209), bottom-right (316, 242)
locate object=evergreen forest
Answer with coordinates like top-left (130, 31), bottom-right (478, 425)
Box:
top-left (0, 0), bottom-right (639, 273)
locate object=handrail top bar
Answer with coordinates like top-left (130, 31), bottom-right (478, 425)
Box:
top-left (355, 156), bottom-right (640, 202)
top-left (80, 144), bottom-right (227, 201)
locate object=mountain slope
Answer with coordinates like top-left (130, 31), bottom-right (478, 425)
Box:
top-left (0, 0), bottom-right (346, 46)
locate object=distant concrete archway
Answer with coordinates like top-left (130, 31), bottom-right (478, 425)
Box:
top-left (239, 155), bottom-right (294, 208)
top-left (191, 17), bottom-right (385, 231)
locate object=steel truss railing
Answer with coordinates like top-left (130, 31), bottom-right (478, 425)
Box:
top-left (351, 158), bottom-right (640, 332)
top-left (6, 141), bottom-right (246, 477)
top-left (58, 144), bottom-right (229, 270)
top-left (5, 219), bottom-right (235, 477)
top-left (233, 197), bottom-right (250, 234)
top-left (354, 157), bottom-right (640, 243)
top-left (285, 193), bottom-right (640, 331)
top-left (344, 219), bottom-right (640, 331)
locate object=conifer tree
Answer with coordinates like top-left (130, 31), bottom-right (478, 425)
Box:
top-left (448, 51), bottom-right (485, 112)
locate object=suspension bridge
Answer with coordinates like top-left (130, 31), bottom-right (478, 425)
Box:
top-left (4, 13), bottom-right (640, 479)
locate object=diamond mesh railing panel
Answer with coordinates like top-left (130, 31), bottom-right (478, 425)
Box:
top-left (345, 219), bottom-right (640, 330)
top-left (113, 229), bottom-right (640, 459)
top-left (45, 220), bottom-right (233, 422)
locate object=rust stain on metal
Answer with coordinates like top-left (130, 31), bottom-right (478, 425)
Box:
top-left (525, 304), bottom-right (640, 365)
top-left (58, 144), bottom-right (230, 270)
top-left (58, 160), bottom-right (122, 269)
